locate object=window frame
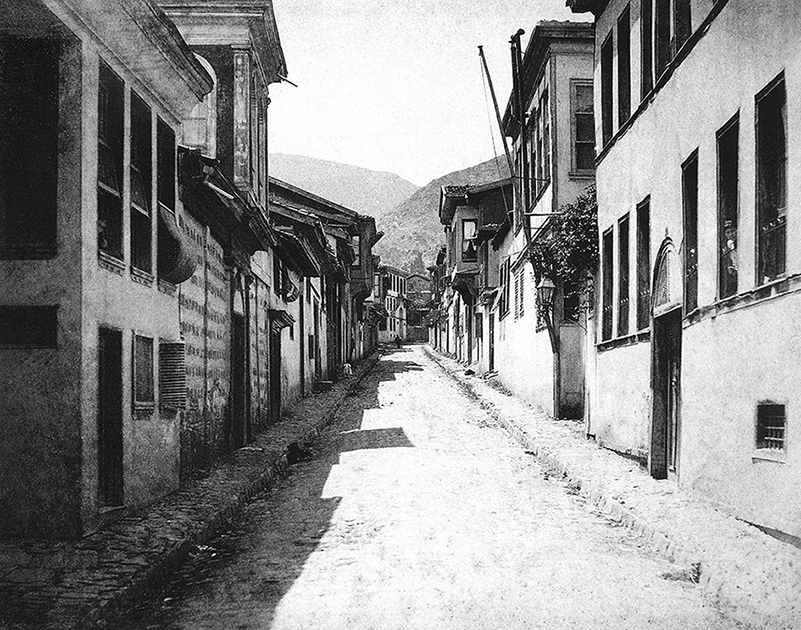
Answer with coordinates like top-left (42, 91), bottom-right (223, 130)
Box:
top-left (601, 227), bottom-right (614, 341)
top-left (461, 219), bottom-right (478, 262)
top-left (600, 32), bottom-right (614, 147)
top-left (717, 113), bottom-right (740, 300)
top-left (636, 197), bottom-right (651, 331)
top-left (130, 90), bottom-right (153, 275)
top-left (97, 60), bottom-right (125, 262)
top-left (682, 150), bottom-right (699, 313)
top-left (617, 213), bottom-right (630, 337)
top-left (755, 73), bottom-right (788, 287)
top-left (617, 5), bottom-right (632, 127)
top-left (571, 80), bottom-right (595, 173)
top-left (133, 333), bottom-right (155, 411)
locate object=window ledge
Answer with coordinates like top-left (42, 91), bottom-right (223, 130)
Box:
top-left (158, 278), bottom-right (177, 296)
top-left (131, 267), bottom-right (154, 287)
top-left (99, 251), bottom-right (125, 276)
top-left (568, 170), bottom-right (594, 180)
top-left (752, 450), bottom-right (786, 464)
top-left (597, 330), bottom-right (650, 353)
top-left (687, 272), bottom-right (801, 326)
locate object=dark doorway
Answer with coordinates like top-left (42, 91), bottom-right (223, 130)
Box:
top-left (98, 328), bottom-right (123, 507)
top-left (466, 302), bottom-right (473, 364)
top-left (488, 313), bottom-right (495, 372)
top-left (231, 313), bottom-right (248, 449)
top-left (650, 308), bottom-right (682, 479)
top-left (269, 324), bottom-right (282, 425)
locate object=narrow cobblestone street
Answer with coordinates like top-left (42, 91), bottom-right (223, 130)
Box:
top-left (114, 346), bottom-right (737, 630)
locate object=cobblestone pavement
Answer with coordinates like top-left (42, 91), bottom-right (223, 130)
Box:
top-left (113, 346), bottom-right (737, 630)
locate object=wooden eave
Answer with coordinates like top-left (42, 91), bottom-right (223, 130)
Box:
top-left (158, 0), bottom-right (287, 83)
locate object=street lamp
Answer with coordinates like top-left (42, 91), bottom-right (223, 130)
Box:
top-left (536, 276), bottom-right (556, 308)
top-left (536, 275), bottom-right (559, 354)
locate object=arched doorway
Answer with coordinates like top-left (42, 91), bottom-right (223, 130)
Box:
top-left (650, 241), bottom-right (683, 479)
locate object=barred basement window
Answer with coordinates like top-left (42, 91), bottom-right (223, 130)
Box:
top-left (756, 403), bottom-right (785, 451)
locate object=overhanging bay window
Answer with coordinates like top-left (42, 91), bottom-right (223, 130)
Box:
top-left (98, 61), bottom-right (124, 261)
top-left (756, 74), bottom-right (787, 285)
top-left (0, 37), bottom-right (59, 259)
top-left (130, 92), bottom-right (152, 274)
top-left (461, 219), bottom-right (477, 262)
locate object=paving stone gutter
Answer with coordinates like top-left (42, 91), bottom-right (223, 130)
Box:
top-left (0, 352), bottom-right (380, 630)
top-left (424, 346), bottom-right (801, 630)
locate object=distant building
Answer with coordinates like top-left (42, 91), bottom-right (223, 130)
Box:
top-left (405, 273), bottom-right (433, 342)
top-left (569, 0), bottom-right (801, 539)
top-left (374, 265), bottom-right (408, 343)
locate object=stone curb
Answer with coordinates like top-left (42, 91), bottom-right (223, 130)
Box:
top-left (422, 346), bottom-right (800, 630)
top-left (0, 352), bottom-right (380, 630)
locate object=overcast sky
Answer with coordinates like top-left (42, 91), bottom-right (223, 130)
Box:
top-left (269, 0), bottom-right (590, 186)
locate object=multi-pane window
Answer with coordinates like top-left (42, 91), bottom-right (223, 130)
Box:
top-left (462, 219), bottom-right (477, 262)
top-left (756, 75), bottom-right (787, 285)
top-left (653, 0), bottom-right (691, 81)
top-left (617, 5), bottom-right (631, 127)
top-left (756, 403), bottom-right (785, 451)
top-left (641, 0), bottom-right (653, 98)
top-left (636, 198), bottom-right (651, 330)
top-left (618, 214), bottom-right (630, 337)
top-left (130, 92), bottom-right (152, 273)
top-left (98, 61), bottom-right (125, 260)
top-left (683, 152), bottom-right (699, 312)
top-left (499, 258), bottom-right (511, 318)
top-left (0, 38), bottom-right (59, 258)
top-left (573, 82), bottom-right (595, 171)
top-left (157, 117), bottom-right (175, 214)
top-left (602, 228), bottom-right (614, 341)
top-left (514, 267), bottom-right (525, 320)
top-left (601, 34), bottom-right (613, 147)
top-left (655, 0), bottom-right (671, 78)
top-left (133, 334), bottom-right (155, 407)
top-left (717, 115), bottom-right (739, 299)
top-left (351, 235), bottom-right (361, 267)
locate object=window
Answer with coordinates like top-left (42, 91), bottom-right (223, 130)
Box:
top-left (98, 61), bottom-right (124, 260)
top-left (573, 82), bottom-right (595, 171)
top-left (756, 75), bottom-right (787, 285)
top-left (618, 214), bottom-right (630, 336)
top-left (133, 334), bottom-right (155, 407)
top-left (499, 258), bottom-right (511, 319)
top-left (0, 38), bottom-right (59, 258)
top-left (131, 92), bottom-right (152, 273)
top-left (641, 0), bottom-right (654, 97)
top-left (674, 0), bottom-right (692, 52)
top-left (717, 115), bottom-right (739, 299)
top-left (183, 55), bottom-right (217, 157)
top-left (514, 267), bottom-right (525, 320)
top-left (636, 198), bottom-right (651, 330)
top-left (351, 235), bottom-right (361, 267)
top-left (601, 34), bottom-right (614, 147)
top-left (618, 6), bottom-right (631, 126)
top-left (157, 117), bottom-right (175, 213)
top-left (541, 90), bottom-right (551, 191)
top-left (273, 254), bottom-right (284, 298)
top-left (683, 152), bottom-right (699, 312)
top-left (756, 403), bottom-right (785, 451)
top-left (602, 228), bottom-right (614, 341)
top-left (655, 0), bottom-right (671, 78)
top-left (462, 219), bottom-right (477, 262)
top-left (0, 305), bottom-right (58, 348)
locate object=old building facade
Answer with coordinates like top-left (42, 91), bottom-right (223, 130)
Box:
top-left (570, 0), bottom-right (801, 539)
top-left (0, 0), bottom-right (212, 538)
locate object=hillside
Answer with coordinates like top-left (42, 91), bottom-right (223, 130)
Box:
top-left (374, 156), bottom-right (511, 273)
top-left (268, 153), bottom-right (419, 223)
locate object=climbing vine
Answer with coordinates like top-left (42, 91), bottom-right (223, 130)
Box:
top-left (528, 185), bottom-right (598, 298)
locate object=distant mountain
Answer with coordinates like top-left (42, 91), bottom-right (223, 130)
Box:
top-left (268, 154), bottom-right (419, 223)
top-left (374, 156), bottom-right (511, 274)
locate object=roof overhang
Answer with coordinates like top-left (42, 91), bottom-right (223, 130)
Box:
top-left (160, 0), bottom-right (287, 84)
